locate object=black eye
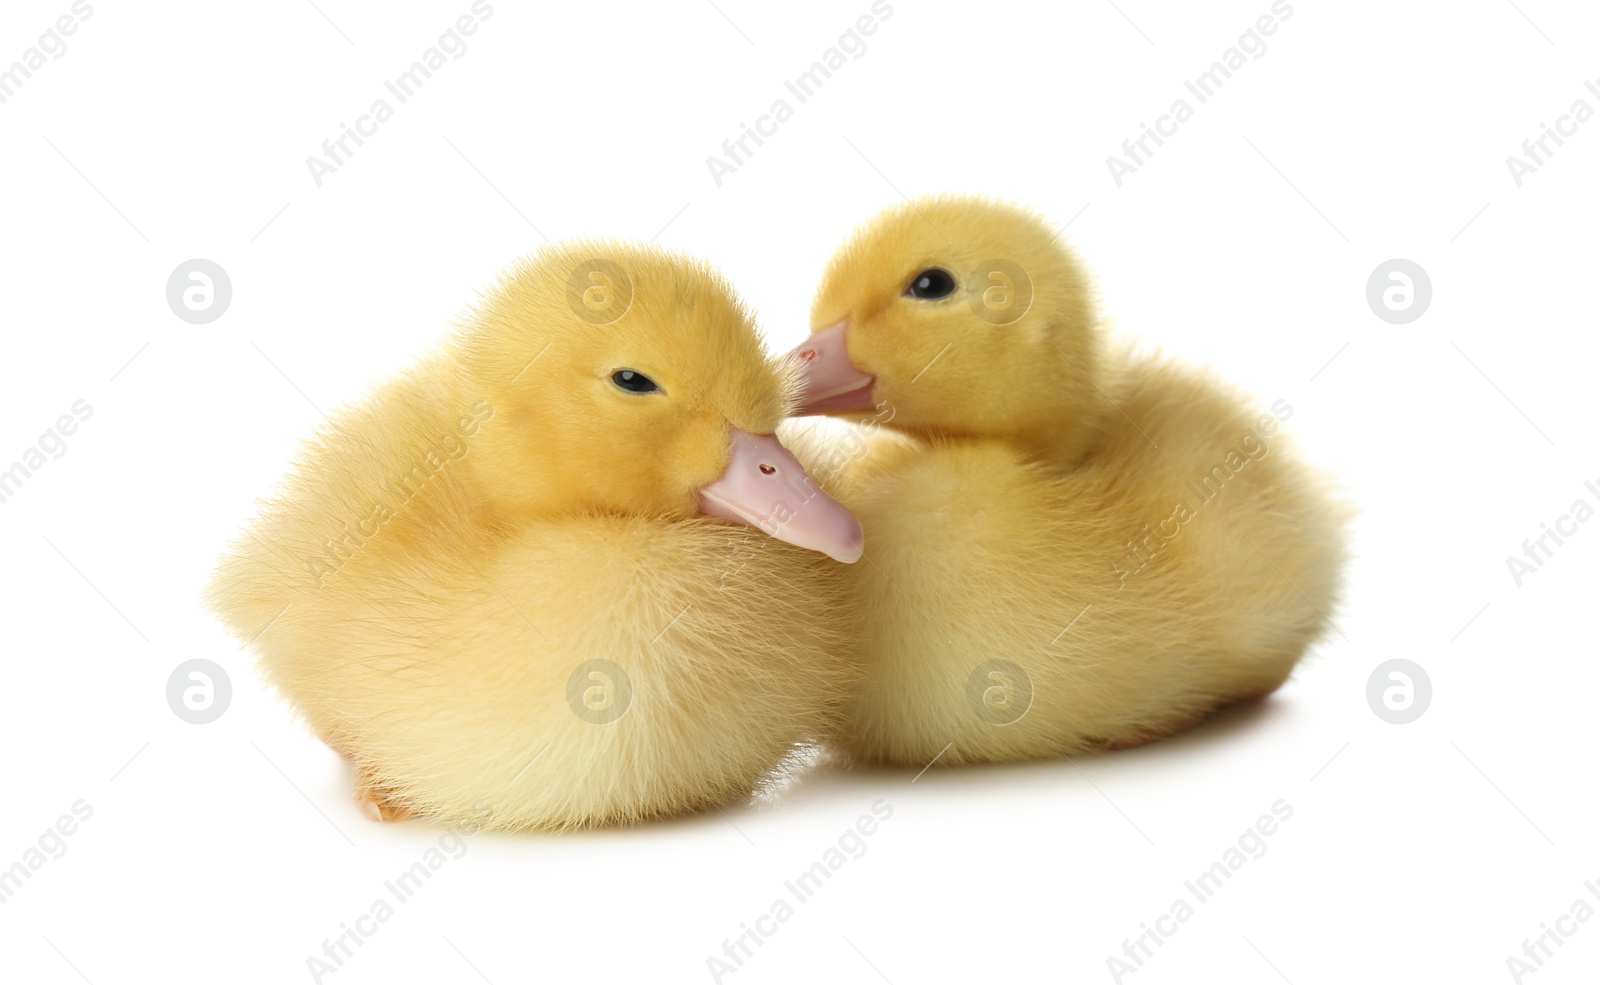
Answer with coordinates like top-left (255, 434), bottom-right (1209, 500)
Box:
top-left (906, 268), bottom-right (956, 300)
top-left (611, 369), bottom-right (659, 393)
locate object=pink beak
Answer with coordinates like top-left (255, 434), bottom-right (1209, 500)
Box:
top-left (784, 320), bottom-right (877, 416)
top-left (697, 429), bottom-right (863, 563)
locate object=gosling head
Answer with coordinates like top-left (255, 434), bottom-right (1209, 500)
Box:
top-left (458, 242), bottom-right (862, 562)
top-left (786, 195), bottom-right (1107, 461)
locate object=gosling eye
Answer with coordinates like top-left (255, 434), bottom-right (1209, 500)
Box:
top-left (611, 369), bottom-right (660, 394)
top-left (905, 268), bottom-right (956, 300)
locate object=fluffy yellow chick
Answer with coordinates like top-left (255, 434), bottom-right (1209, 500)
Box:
top-left (208, 243), bottom-right (863, 830)
top-left (783, 196), bottom-right (1348, 766)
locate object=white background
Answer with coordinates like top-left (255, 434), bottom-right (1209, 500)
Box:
top-left (2, 0), bottom-right (1597, 982)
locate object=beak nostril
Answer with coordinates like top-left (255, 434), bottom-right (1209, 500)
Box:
top-left (799, 348), bottom-right (818, 362)
top-left (758, 464), bottom-right (776, 475)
